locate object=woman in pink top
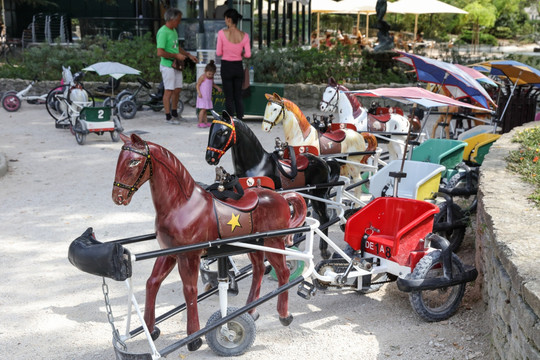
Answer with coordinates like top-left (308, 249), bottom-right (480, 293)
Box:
top-left (216, 8), bottom-right (251, 120)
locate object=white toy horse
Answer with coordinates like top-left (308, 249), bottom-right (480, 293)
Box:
top-left (320, 77), bottom-right (419, 160)
top-left (61, 66), bottom-right (92, 123)
top-left (262, 93), bottom-right (377, 198)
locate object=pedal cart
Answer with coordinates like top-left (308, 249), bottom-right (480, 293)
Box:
top-left (71, 106), bottom-right (123, 145)
top-left (69, 188), bottom-right (477, 359)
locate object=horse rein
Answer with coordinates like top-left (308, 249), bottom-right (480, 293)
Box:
top-left (206, 119), bottom-right (237, 161)
top-left (113, 141), bottom-right (153, 198)
top-left (320, 85), bottom-right (339, 112)
top-left (262, 101), bottom-right (284, 130)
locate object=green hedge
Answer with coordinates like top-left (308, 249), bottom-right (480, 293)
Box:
top-left (1, 37), bottom-right (411, 86)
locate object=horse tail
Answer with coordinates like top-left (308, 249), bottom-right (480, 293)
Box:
top-left (361, 133), bottom-right (378, 164)
top-left (283, 192), bottom-right (307, 229)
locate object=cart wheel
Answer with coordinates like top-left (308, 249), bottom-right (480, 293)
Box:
top-left (446, 170), bottom-right (479, 212)
top-left (110, 131), bottom-right (120, 142)
top-left (119, 99), bottom-right (137, 119)
top-left (1, 93), bottom-right (21, 111)
top-left (269, 246), bottom-right (304, 281)
top-left (46, 85), bottom-right (70, 123)
top-left (116, 90), bottom-right (133, 103)
top-left (433, 202), bottom-right (466, 251)
top-left (102, 97), bottom-right (115, 108)
top-left (339, 207), bottom-right (361, 232)
top-left (74, 120), bottom-right (86, 145)
top-left (205, 307), bottom-right (256, 357)
top-left (408, 250), bottom-right (466, 322)
top-left (176, 99), bottom-right (185, 115)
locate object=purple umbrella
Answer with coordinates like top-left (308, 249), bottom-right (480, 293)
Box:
top-left (394, 51), bottom-right (496, 109)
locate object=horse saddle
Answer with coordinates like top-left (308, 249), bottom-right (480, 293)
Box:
top-left (319, 129), bottom-right (345, 154)
top-left (276, 160), bottom-right (306, 189)
top-left (238, 176), bottom-right (276, 190)
top-left (330, 123), bottom-right (357, 131)
top-left (367, 113), bottom-right (392, 132)
top-left (213, 191), bottom-right (258, 238)
top-left (376, 106), bottom-right (404, 116)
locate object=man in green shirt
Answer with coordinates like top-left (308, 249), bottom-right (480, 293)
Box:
top-left (156, 8), bottom-right (198, 124)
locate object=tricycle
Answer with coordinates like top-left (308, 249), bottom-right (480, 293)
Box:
top-left (1, 78), bottom-right (52, 112)
top-left (116, 77), bottom-right (184, 119)
top-left (68, 133), bottom-right (477, 359)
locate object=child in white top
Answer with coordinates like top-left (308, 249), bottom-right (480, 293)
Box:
top-left (196, 60), bottom-right (222, 128)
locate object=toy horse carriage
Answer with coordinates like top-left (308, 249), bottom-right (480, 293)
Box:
top-left (68, 133), bottom-right (477, 359)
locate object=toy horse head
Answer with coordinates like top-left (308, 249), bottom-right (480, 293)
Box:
top-left (206, 111), bottom-right (237, 165)
top-left (262, 93), bottom-right (285, 132)
top-left (112, 133), bottom-right (153, 205)
top-left (320, 77), bottom-right (341, 112)
top-left (62, 65), bottom-right (73, 85)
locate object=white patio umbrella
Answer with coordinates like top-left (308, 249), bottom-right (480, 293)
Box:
top-left (83, 61), bottom-right (141, 98)
top-left (390, 0), bottom-right (467, 42)
top-left (83, 62), bottom-right (141, 80)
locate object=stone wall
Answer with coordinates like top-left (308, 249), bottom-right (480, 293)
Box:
top-left (476, 121), bottom-right (540, 360)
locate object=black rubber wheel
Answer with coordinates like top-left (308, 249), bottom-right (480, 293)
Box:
top-left (46, 85), bottom-right (69, 122)
top-left (408, 250), bottom-right (466, 322)
top-left (119, 99), bottom-right (137, 119)
top-left (1, 93), bottom-right (21, 111)
top-left (5, 45), bottom-right (23, 66)
top-left (176, 99), bottom-right (185, 115)
top-left (102, 97), bottom-right (116, 108)
top-left (448, 170), bottom-right (478, 210)
top-left (446, 170), bottom-right (478, 196)
top-left (433, 201), bottom-right (466, 252)
top-left (110, 131), bottom-right (120, 142)
top-left (73, 120), bottom-right (86, 145)
top-left (205, 307), bottom-right (256, 357)
top-left (115, 90), bottom-right (133, 103)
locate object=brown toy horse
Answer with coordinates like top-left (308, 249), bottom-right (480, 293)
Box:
top-left (112, 133), bottom-right (307, 351)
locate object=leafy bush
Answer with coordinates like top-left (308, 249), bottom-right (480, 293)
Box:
top-left (506, 127), bottom-right (540, 207)
top-left (492, 26), bottom-right (513, 39)
top-left (246, 42), bottom-right (409, 85)
top-left (458, 30), bottom-right (498, 46)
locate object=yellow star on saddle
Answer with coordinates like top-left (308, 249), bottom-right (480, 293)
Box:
top-left (227, 213), bottom-right (242, 232)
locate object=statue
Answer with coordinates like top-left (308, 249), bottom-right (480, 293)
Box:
top-left (374, 0), bottom-right (394, 52)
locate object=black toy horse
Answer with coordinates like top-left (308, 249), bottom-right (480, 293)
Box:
top-left (206, 111), bottom-right (340, 259)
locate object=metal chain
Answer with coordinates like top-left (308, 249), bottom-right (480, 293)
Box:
top-left (102, 278), bottom-right (127, 351)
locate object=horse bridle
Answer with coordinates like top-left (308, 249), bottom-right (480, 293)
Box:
top-left (206, 119), bottom-right (237, 161)
top-left (113, 141), bottom-right (153, 198)
top-left (320, 85), bottom-right (340, 112)
top-left (262, 101), bottom-right (284, 130)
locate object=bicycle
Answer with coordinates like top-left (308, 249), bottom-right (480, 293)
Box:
top-left (116, 77), bottom-right (184, 119)
top-left (1, 78), bottom-right (51, 112)
top-left (45, 66), bottom-right (95, 129)
top-left (0, 32), bottom-right (23, 66)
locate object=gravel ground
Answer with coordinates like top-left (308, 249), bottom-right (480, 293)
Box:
top-left (0, 104), bottom-right (490, 360)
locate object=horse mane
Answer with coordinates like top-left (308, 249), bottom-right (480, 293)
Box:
top-left (282, 98), bottom-right (311, 138)
top-left (148, 142), bottom-right (195, 200)
top-left (234, 118), bottom-right (267, 154)
top-left (338, 84), bottom-right (364, 119)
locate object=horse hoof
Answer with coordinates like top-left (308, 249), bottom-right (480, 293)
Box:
top-left (279, 314), bottom-right (293, 326)
top-left (187, 338), bottom-right (203, 351)
top-left (250, 311), bottom-right (260, 321)
top-left (150, 327), bottom-right (161, 341)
